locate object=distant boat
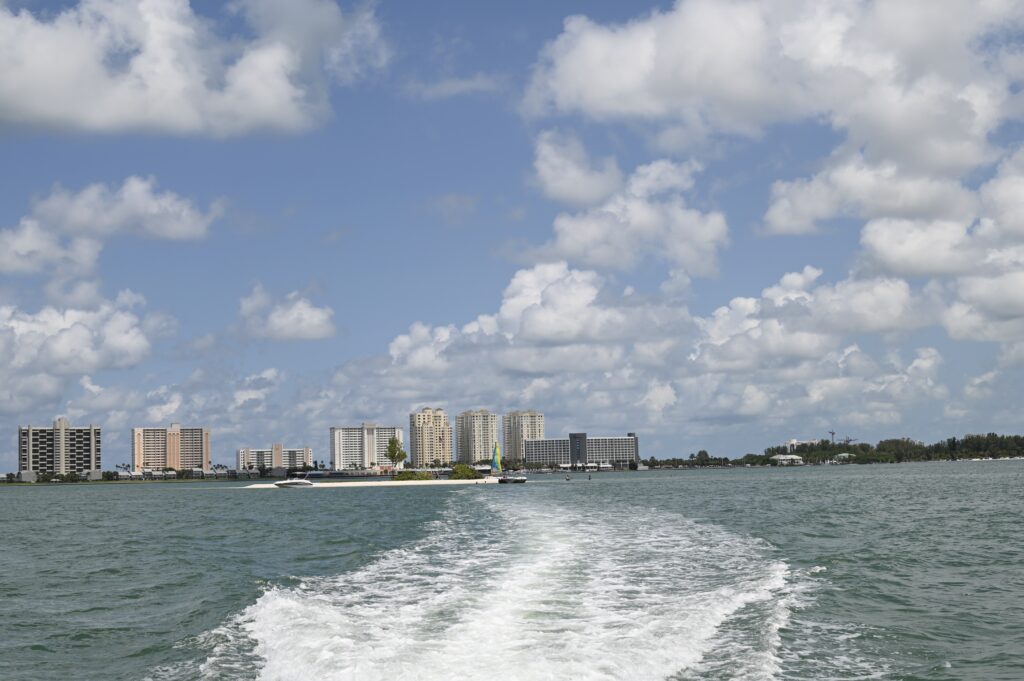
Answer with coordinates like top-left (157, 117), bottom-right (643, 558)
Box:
top-left (498, 473), bottom-right (527, 484)
top-left (274, 473), bottom-right (315, 488)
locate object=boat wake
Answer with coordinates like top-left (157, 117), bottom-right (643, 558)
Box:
top-left (151, 488), bottom-right (874, 680)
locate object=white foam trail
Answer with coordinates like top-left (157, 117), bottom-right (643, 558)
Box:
top-left (192, 490), bottom-right (798, 680)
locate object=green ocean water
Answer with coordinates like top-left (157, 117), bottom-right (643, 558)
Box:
top-left (1, 462), bottom-right (1022, 680)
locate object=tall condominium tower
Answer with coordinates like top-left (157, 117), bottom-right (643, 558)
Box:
top-left (456, 409), bottom-right (499, 464)
top-left (330, 424), bottom-right (404, 470)
top-left (132, 423), bottom-right (211, 472)
top-left (409, 407), bottom-right (452, 467)
top-left (237, 444), bottom-right (313, 470)
top-left (19, 417), bottom-right (101, 476)
top-left (502, 410), bottom-right (545, 465)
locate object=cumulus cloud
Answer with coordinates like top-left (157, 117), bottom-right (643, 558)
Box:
top-left (0, 177), bottom-right (221, 304)
top-left (533, 130), bottom-right (624, 206)
top-left (525, 0), bottom-right (1014, 173)
top-left (31, 176), bottom-right (222, 240)
top-left (544, 158), bottom-right (727, 274)
top-left (0, 0), bottom-right (389, 135)
top-left (240, 284), bottom-right (335, 340)
top-left (765, 155), bottom-right (978, 234)
top-left (0, 293), bottom-right (157, 415)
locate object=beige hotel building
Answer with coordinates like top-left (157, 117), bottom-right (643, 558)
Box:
top-left (132, 423), bottom-right (211, 472)
top-left (409, 407), bottom-right (452, 467)
top-left (456, 409), bottom-right (499, 464)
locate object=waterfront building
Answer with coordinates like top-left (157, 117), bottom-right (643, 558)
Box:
top-left (237, 444), bottom-right (313, 470)
top-left (18, 417), bottom-right (101, 476)
top-left (523, 432), bottom-right (639, 469)
top-left (456, 409), bottom-right (499, 464)
top-left (329, 424), bottom-right (404, 470)
top-left (502, 410), bottom-right (545, 465)
top-left (132, 423), bottom-right (210, 472)
top-left (409, 407), bottom-right (452, 467)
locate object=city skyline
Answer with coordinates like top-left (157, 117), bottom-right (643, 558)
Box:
top-left (3, 1), bottom-right (1024, 473)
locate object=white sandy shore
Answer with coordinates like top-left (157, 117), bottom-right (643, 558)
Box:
top-left (244, 477), bottom-right (501, 489)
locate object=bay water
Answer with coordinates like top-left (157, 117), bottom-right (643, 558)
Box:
top-left (1, 462), bottom-right (1022, 680)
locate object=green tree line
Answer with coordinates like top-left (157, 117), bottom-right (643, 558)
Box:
top-left (646, 433), bottom-right (1024, 466)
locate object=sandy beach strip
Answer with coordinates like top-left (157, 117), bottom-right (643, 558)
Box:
top-left (243, 477), bottom-right (501, 489)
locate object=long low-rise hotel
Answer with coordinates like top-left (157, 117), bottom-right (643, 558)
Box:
top-left (237, 444), bottom-right (313, 470)
top-left (524, 432), bottom-right (639, 469)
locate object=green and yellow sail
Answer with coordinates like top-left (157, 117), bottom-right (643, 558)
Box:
top-left (491, 441), bottom-right (502, 473)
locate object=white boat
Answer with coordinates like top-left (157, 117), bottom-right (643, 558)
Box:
top-left (498, 474), bottom-right (527, 484)
top-left (274, 474), bottom-right (315, 488)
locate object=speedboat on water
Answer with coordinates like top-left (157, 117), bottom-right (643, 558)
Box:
top-left (497, 473), bottom-right (527, 484)
top-left (274, 474), bottom-right (315, 488)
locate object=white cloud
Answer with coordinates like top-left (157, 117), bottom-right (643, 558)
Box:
top-left (240, 284), bottom-right (335, 340)
top-left (963, 371), bottom-right (998, 401)
top-left (640, 380), bottom-right (677, 419)
top-left (0, 220), bottom-right (100, 277)
top-left (545, 158), bottom-right (727, 274)
top-left (525, 0), bottom-right (1013, 174)
top-left (0, 293), bottom-right (158, 415)
top-left (765, 155), bottom-right (978, 234)
top-left (533, 130), bottom-right (623, 206)
top-left (31, 176), bottom-right (222, 240)
top-left (0, 0), bottom-right (389, 135)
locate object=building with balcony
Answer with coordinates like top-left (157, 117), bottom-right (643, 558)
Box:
top-left (409, 407), bottom-right (452, 467)
top-left (18, 417), bottom-right (101, 477)
top-left (237, 444), bottom-right (313, 470)
top-left (456, 409), bottom-right (499, 464)
top-left (132, 423), bottom-right (210, 472)
top-left (329, 424), bottom-right (404, 470)
top-left (502, 410), bottom-right (545, 465)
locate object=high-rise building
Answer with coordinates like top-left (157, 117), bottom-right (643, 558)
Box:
top-left (19, 418), bottom-right (101, 476)
top-left (237, 444), bottom-right (313, 470)
top-left (456, 409), bottom-right (499, 464)
top-left (132, 423), bottom-right (210, 472)
top-left (330, 424), bottom-right (404, 470)
top-left (502, 410), bottom-right (545, 465)
top-left (524, 432), bottom-right (639, 469)
top-left (409, 407), bottom-right (452, 467)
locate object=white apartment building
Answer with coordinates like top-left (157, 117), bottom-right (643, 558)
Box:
top-left (132, 423), bottom-right (210, 472)
top-left (19, 417), bottom-right (101, 476)
top-left (409, 407), bottom-right (452, 467)
top-left (330, 424), bottom-right (404, 470)
top-left (237, 444), bottom-right (313, 470)
top-left (456, 409), bottom-right (499, 464)
top-left (502, 410), bottom-right (545, 465)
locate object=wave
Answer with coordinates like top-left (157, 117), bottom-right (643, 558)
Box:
top-left (155, 487), bottom-right (872, 680)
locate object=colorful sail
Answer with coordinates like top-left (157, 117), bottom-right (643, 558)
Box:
top-left (492, 441), bottom-right (502, 473)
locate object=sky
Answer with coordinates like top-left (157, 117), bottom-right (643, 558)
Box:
top-left (2, 0), bottom-right (1024, 469)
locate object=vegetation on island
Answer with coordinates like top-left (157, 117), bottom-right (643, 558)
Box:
top-left (642, 433), bottom-right (1024, 467)
top-left (394, 471), bottom-right (435, 481)
top-left (449, 463), bottom-right (482, 480)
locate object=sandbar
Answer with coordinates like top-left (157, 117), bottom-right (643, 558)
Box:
top-left (244, 477), bottom-right (501, 489)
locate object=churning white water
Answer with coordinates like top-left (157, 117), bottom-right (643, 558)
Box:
top-left (194, 485), bottom-right (803, 681)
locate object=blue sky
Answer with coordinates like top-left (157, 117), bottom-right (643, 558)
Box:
top-left (2, 0), bottom-right (1023, 468)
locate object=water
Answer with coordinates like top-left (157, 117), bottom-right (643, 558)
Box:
top-left (2, 462), bottom-right (1022, 680)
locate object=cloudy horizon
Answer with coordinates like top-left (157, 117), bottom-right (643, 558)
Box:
top-left (3, 0), bottom-right (1024, 468)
